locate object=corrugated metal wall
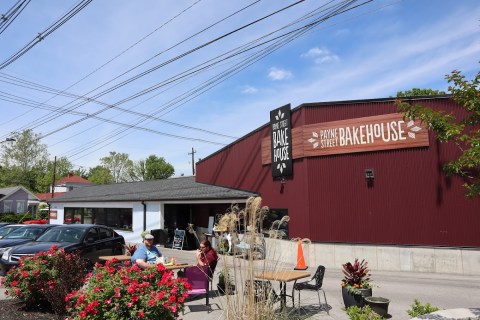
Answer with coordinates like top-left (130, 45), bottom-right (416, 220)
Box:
top-left (196, 97), bottom-right (480, 247)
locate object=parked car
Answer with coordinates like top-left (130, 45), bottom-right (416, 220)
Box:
top-left (0, 224), bottom-right (26, 239)
top-left (0, 223), bottom-right (10, 228)
top-left (1, 224), bottom-right (125, 274)
top-left (0, 224), bottom-right (56, 257)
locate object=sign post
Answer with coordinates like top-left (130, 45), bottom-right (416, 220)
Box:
top-left (270, 104), bottom-right (293, 179)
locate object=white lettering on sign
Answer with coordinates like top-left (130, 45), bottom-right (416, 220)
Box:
top-left (272, 128), bottom-right (290, 162)
top-left (311, 119), bottom-right (414, 149)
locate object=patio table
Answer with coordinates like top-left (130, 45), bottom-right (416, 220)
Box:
top-left (255, 270), bottom-right (310, 310)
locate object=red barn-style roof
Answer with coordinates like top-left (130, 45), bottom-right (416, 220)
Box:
top-left (55, 172), bottom-right (92, 185)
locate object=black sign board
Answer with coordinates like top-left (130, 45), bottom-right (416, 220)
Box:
top-left (172, 229), bottom-right (185, 250)
top-left (270, 104), bottom-right (293, 178)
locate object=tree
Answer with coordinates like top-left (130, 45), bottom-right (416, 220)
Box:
top-left (99, 151), bottom-right (133, 183)
top-left (396, 69), bottom-right (480, 198)
top-left (129, 159), bottom-right (147, 181)
top-left (87, 166), bottom-right (114, 185)
top-left (0, 130), bottom-right (49, 190)
top-left (145, 155), bottom-right (174, 180)
top-left (396, 88), bottom-right (446, 97)
top-left (35, 157), bottom-right (73, 193)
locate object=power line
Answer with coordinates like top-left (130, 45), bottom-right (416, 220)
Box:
top-left (0, 0), bottom-right (93, 69)
top-left (0, 0), bottom-right (261, 137)
top-left (0, 0), bottom-right (31, 35)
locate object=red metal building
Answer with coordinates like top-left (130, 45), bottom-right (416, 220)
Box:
top-left (196, 96), bottom-right (480, 247)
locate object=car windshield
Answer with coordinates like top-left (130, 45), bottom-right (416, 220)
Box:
top-left (0, 226), bottom-right (21, 237)
top-left (4, 227), bottom-right (46, 239)
top-left (36, 228), bottom-right (84, 243)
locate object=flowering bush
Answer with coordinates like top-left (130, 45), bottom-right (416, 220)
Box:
top-left (66, 260), bottom-right (191, 319)
top-left (341, 258), bottom-right (372, 295)
top-left (2, 246), bottom-right (86, 315)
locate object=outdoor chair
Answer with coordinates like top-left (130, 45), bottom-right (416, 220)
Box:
top-left (244, 280), bottom-right (280, 305)
top-left (292, 265), bottom-right (329, 314)
top-left (184, 265), bottom-right (210, 312)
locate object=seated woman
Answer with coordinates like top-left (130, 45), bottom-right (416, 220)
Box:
top-left (195, 239), bottom-right (218, 276)
top-left (131, 233), bottom-right (162, 268)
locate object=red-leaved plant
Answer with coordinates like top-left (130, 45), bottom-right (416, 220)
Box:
top-left (341, 258), bottom-right (372, 295)
top-left (66, 259), bottom-right (191, 319)
top-left (2, 246), bottom-right (87, 316)
top-left (123, 243), bottom-right (138, 255)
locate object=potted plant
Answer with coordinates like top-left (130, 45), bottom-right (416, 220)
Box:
top-left (217, 268), bottom-right (235, 295)
top-left (124, 243), bottom-right (138, 256)
top-left (341, 258), bottom-right (373, 308)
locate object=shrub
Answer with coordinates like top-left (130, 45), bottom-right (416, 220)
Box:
top-left (2, 246), bottom-right (87, 316)
top-left (66, 260), bottom-right (191, 319)
top-left (407, 299), bottom-right (440, 317)
top-left (0, 213), bottom-right (22, 223)
top-left (346, 305), bottom-right (385, 320)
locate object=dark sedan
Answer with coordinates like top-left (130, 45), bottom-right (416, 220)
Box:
top-left (0, 224), bottom-right (56, 258)
top-left (1, 224), bottom-right (125, 274)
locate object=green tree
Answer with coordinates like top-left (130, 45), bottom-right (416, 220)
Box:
top-left (87, 165), bottom-right (114, 185)
top-left (145, 155), bottom-right (174, 180)
top-left (0, 130), bottom-right (49, 190)
top-left (35, 157), bottom-right (73, 193)
top-left (396, 69), bottom-right (480, 198)
top-left (396, 88), bottom-right (446, 97)
top-left (129, 159), bottom-right (147, 181)
top-left (100, 151), bottom-right (133, 183)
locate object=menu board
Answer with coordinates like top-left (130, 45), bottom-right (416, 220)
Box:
top-left (172, 229), bottom-right (185, 250)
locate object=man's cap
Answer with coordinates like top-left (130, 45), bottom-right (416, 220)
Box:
top-left (144, 234), bottom-right (154, 240)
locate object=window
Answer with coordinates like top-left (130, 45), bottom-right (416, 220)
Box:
top-left (3, 200), bottom-right (12, 213)
top-left (86, 228), bottom-right (99, 242)
top-left (99, 227), bottom-right (113, 240)
top-left (16, 201), bottom-right (25, 213)
top-left (64, 207), bottom-right (132, 230)
top-left (262, 208), bottom-right (289, 239)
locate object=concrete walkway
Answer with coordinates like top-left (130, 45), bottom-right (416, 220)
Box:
top-left (160, 248), bottom-right (480, 320)
top-left (1, 247), bottom-right (479, 320)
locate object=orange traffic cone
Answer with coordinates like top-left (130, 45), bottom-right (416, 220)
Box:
top-left (294, 240), bottom-right (308, 270)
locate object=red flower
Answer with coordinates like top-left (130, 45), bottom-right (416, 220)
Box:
top-left (138, 310), bottom-right (145, 318)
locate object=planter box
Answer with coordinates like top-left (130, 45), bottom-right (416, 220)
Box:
top-left (217, 283), bottom-right (236, 295)
top-left (342, 287), bottom-right (372, 308)
top-left (365, 296), bottom-right (390, 317)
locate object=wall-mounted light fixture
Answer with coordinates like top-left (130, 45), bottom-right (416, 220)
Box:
top-left (280, 176), bottom-right (286, 193)
top-left (365, 168), bottom-right (374, 187)
top-left (365, 168), bottom-right (374, 180)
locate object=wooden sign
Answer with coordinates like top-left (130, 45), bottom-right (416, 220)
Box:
top-left (172, 229), bottom-right (185, 250)
top-left (261, 113), bottom-right (429, 164)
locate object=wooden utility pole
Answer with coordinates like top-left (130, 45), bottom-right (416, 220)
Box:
top-left (188, 147), bottom-right (196, 175)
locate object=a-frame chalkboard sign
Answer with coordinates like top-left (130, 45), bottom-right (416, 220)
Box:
top-left (172, 229), bottom-right (185, 250)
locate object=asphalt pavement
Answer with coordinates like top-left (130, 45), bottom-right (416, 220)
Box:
top-left (1, 247), bottom-right (479, 320)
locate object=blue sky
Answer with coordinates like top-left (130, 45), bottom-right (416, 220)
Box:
top-left (0, 0), bottom-right (479, 176)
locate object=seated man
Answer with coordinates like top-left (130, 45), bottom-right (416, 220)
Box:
top-left (195, 240), bottom-right (218, 276)
top-left (131, 233), bottom-right (162, 268)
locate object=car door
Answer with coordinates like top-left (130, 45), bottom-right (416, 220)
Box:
top-left (95, 227), bottom-right (116, 258)
top-left (81, 227), bottom-right (99, 263)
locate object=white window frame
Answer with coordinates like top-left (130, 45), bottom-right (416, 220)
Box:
top-left (3, 200), bottom-right (13, 213)
top-left (16, 201), bottom-right (25, 213)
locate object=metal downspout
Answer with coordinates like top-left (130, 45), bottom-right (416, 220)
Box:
top-left (142, 201), bottom-right (146, 231)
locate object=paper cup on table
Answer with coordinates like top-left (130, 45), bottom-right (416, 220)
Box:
top-left (156, 256), bottom-right (164, 264)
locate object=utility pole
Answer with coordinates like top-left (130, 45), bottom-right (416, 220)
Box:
top-left (48, 156), bottom-right (56, 220)
top-left (188, 147), bottom-right (196, 175)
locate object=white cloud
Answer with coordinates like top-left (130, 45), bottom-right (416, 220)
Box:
top-left (301, 47), bottom-right (339, 64)
top-left (241, 85), bottom-right (258, 94)
top-left (268, 67), bottom-right (293, 81)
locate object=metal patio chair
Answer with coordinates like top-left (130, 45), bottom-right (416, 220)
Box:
top-left (292, 265), bottom-right (329, 314)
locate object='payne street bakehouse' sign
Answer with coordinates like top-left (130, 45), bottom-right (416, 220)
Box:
top-left (270, 104), bottom-right (293, 178)
top-left (262, 113), bottom-right (429, 164)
